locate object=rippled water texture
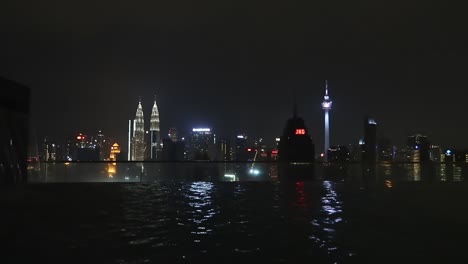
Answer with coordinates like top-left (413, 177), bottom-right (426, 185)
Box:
top-left (118, 181), bottom-right (350, 263)
top-left (4, 179), bottom-right (468, 263)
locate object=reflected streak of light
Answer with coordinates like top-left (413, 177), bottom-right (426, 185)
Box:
top-left (309, 180), bottom-right (347, 256)
top-left (385, 180), bottom-right (393, 188)
top-left (185, 182), bottom-right (217, 228)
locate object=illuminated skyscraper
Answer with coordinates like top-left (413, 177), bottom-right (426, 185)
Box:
top-left (321, 80), bottom-right (332, 162)
top-left (150, 95), bottom-right (161, 160)
top-left (131, 98), bottom-right (145, 161)
top-left (188, 128), bottom-right (214, 160)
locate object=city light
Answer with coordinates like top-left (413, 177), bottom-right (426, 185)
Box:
top-left (193, 128), bottom-right (211, 132)
top-left (322, 101), bottom-right (332, 109)
top-left (224, 173), bottom-right (236, 179)
top-left (249, 169), bottom-right (260, 175)
top-left (237, 135), bottom-right (244, 139)
top-left (295, 129), bottom-right (306, 135)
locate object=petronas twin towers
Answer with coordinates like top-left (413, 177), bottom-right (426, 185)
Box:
top-left (128, 96), bottom-right (161, 161)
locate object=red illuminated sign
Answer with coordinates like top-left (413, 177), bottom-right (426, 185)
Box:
top-left (271, 150), bottom-right (278, 154)
top-left (295, 129), bottom-right (306, 135)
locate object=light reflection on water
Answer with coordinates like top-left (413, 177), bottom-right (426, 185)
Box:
top-left (31, 162), bottom-right (468, 184)
top-left (309, 181), bottom-right (348, 259)
top-left (186, 182), bottom-right (216, 239)
top-left (115, 181), bottom-right (356, 263)
top-left (12, 171), bottom-right (468, 263)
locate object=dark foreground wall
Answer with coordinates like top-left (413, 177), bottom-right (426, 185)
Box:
top-left (0, 77), bottom-right (30, 184)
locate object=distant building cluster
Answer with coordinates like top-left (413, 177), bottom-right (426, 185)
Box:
top-left (40, 130), bottom-right (121, 162)
top-left (34, 82), bottom-right (468, 165)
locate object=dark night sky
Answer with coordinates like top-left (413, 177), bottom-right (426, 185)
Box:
top-left (1, 0), bottom-right (466, 150)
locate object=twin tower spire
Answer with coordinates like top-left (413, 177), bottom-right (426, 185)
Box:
top-left (129, 95), bottom-right (161, 161)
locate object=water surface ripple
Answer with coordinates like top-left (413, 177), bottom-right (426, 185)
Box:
top-left (119, 182), bottom-right (351, 263)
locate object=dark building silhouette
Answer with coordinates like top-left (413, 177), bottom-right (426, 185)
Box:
top-left (161, 138), bottom-right (185, 161)
top-left (216, 137), bottom-right (231, 161)
top-left (378, 137), bottom-right (395, 161)
top-left (278, 105), bottom-right (315, 162)
top-left (328, 145), bottom-right (350, 162)
top-left (0, 77), bottom-right (30, 184)
top-left (407, 134), bottom-right (431, 162)
top-left (233, 134), bottom-right (248, 161)
top-left (362, 116), bottom-right (377, 163)
top-left (74, 148), bottom-right (100, 161)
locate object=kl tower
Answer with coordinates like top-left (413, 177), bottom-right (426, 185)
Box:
top-left (321, 80), bottom-right (332, 162)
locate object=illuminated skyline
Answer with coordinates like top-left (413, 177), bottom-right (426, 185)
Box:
top-left (1, 0), bottom-right (464, 149)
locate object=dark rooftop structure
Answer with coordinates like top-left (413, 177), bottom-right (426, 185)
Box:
top-left (0, 76), bottom-right (31, 184)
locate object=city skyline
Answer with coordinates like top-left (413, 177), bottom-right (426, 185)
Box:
top-left (28, 86), bottom-right (468, 153)
top-left (1, 0), bottom-right (465, 149)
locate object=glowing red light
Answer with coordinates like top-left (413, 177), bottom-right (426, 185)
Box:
top-left (272, 150), bottom-right (278, 154)
top-left (247, 148), bottom-right (252, 152)
top-left (77, 136), bottom-right (82, 140)
top-left (295, 129), bottom-right (306, 135)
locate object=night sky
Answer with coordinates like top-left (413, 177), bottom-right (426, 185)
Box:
top-left (1, 0), bottom-right (465, 150)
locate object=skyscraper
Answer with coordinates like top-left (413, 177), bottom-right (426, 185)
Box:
top-left (131, 98), bottom-right (145, 161)
top-left (362, 116), bottom-right (377, 163)
top-left (188, 128), bottom-right (214, 160)
top-left (278, 102), bottom-right (315, 162)
top-left (150, 95), bottom-right (161, 160)
top-left (407, 134), bottom-right (430, 162)
top-left (321, 80), bottom-right (332, 162)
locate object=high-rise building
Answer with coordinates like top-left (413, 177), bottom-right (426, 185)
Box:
top-left (233, 134), bottom-right (248, 161)
top-left (429, 145), bottom-right (442, 162)
top-left (217, 137), bottom-right (231, 161)
top-left (407, 134), bottom-right (430, 162)
top-left (131, 98), bottom-right (145, 161)
top-left (278, 103), bottom-right (315, 162)
top-left (71, 133), bottom-right (100, 161)
top-left (188, 128), bottom-right (214, 160)
top-left (378, 137), bottom-right (394, 161)
top-left (362, 116), bottom-right (377, 163)
top-left (321, 80), bottom-right (332, 162)
top-left (161, 138), bottom-right (185, 161)
top-left (95, 130), bottom-right (110, 160)
top-left (150, 95), bottom-right (161, 160)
